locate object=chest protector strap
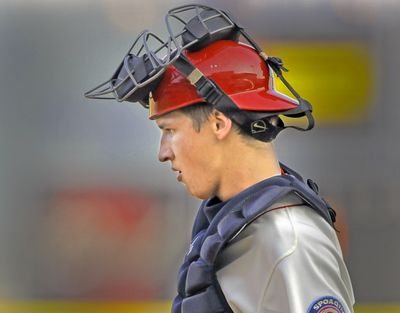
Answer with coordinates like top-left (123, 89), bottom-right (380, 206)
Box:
top-left (172, 166), bottom-right (335, 313)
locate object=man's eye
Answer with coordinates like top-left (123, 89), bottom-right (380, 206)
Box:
top-left (165, 129), bottom-right (174, 134)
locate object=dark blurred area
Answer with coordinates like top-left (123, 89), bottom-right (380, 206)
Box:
top-left (1, 0), bottom-right (400, 306)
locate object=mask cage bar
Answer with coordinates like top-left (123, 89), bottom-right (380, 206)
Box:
top-left (84, 30), bottom-right (177, 103)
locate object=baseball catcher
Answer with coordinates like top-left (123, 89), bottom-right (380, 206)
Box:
top-left (85, 4), bottom-right (355, 313)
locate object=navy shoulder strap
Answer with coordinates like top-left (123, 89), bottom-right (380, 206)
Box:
top-left (191, 200), bottom-right (210, 239)
top-left (200, 173), bottom-right (334, 266)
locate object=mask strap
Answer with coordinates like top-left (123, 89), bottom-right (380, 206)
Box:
top-left (237, 26), bottom-right (315, 132)
top-left (173, 54), bottom-right (248, 124)
top-left (264, 55), bottom-right (314, 132)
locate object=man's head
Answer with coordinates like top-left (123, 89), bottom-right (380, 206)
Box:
top-left (155, 103), bottom-right (248, 199)
top-left (84, 4), bottom-right (315, 198)
top-left (156, 106), bottom-right (226, 199)
top-left (155, 102), bottom-right (280, 200)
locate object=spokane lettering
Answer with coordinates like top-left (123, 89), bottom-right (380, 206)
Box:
top-left (313, 298), bottom-right (345, 312)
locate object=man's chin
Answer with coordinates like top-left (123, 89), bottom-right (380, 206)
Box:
top-left (186, 186), bottom-right (212, 200)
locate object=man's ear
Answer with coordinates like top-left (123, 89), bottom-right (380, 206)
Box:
top-left (211, 110), bottom-right (233, 140)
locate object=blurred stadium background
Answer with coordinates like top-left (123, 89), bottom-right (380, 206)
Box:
top-left (1, 0), bottom-right (400, 312)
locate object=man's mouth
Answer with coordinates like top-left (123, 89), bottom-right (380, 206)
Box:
top-left (172, 168), bottom-right (183, 182)
top-left (177, 170), bottom-right (183, 182)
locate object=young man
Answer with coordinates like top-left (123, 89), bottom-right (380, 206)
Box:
top-left (85, 5), bottom-right (355, 313)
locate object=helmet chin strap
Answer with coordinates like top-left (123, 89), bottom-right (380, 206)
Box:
top-left (173, 52), bottom-right (314, 142)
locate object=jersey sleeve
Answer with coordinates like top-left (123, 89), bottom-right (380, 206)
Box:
top-left (216, 202), bottom-right (355, 313)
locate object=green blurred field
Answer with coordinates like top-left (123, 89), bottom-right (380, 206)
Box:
top-left (0, 301), bottom-right (399, 313)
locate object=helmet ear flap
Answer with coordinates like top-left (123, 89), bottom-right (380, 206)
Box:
top-left (232, 114), bottom-right (284, 142)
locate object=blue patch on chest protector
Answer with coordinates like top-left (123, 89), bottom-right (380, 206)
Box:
top-left (307, 296), bottom-right (346, 313)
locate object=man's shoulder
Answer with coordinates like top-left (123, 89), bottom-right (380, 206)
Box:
top-left (234, 192), bottom-right (334, 258)
top-left (248, 193), bottom-right (306, 254)
top-left (217, 193), bottom-right (306, 266)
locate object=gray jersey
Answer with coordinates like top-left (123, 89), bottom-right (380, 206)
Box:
top-left (216, 193), bottom-right (355, 313)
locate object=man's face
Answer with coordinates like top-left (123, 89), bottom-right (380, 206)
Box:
top-left (156, 110), bottom-right (221, 199)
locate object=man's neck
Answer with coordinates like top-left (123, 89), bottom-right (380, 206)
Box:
top-left (216, 141), bottom-right (281, 201)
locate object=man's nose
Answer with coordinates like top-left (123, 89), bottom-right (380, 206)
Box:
top-left (158, 138), bottom-right (174, 163)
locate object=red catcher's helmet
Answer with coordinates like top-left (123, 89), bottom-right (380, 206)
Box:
top-left (149, 40), bottom-right (298, 119)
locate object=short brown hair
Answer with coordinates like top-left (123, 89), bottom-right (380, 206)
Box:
top-left (179, 102), bottom-right (214, 131)
top-left (179, 102), bottom-right (257, 141)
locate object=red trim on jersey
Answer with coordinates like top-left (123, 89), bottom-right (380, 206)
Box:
top-left (269, 203), bottom-right (305, 212)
